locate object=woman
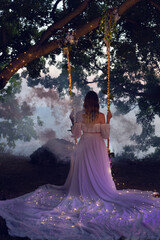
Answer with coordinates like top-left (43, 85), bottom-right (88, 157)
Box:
top-left (0, 91), bottom-right (160, 240)
top-left (65, 91), bottom-right (114, 199)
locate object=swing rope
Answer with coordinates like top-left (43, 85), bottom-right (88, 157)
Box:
top-left (106, 36), bottom-right (111, 115)
top-left (63, 46), bottom-right (77, 144)
top-left (62, 2), bottom-right (72, 98)
top-left (63, 47), bottom-right (72, 97)
top-left (101, 9), bottom-right (119, 156)
top-left (104, 14), bottom-right (112, 154)
top-left (106, 38), bottom-right (110, 153)
top-left (62, 3), bottom-right (77, 144)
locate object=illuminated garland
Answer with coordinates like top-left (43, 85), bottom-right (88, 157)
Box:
top-left (63, 33), bottom-right (78, 144)
top-left (63, 32), bottom-right (77, 97)
top-left (63, 46), bottom-right (72, 97)
top-left (99, 9), bottom-right (120, 154)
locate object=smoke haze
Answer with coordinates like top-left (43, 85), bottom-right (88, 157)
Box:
top-left (1, 76), bottom-right (158, 159)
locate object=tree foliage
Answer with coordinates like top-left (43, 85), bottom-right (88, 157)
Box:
top-left (0, 0), bottom-right (160, 156)
top-left (0, 74), bottom-right (39, 152)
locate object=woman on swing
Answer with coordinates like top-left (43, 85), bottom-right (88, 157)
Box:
top-left (1, 91), bottom-right (160, 240)
top-left (65, 90), bottom-right (114, 198)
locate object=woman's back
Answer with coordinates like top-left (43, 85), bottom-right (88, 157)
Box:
top-left (72, 111), bottom-right (110, 139)
top-left (67, 111), bottom-right (115, 199)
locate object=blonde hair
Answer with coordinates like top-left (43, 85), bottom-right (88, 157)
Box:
top-left (83, 91), bottom-right (99, 124)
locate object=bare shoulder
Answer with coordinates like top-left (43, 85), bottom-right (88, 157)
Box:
top-left (99, 112), bottom-right (105, 123)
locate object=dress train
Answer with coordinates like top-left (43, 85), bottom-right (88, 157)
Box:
top-left (0, 122), bottom-right (160, 240)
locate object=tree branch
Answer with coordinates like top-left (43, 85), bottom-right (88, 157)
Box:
top-left (0, 0), bottom-right (143, 90)
top-left (118, 0), bottom-right (142, 16)
top-left (39, 0), bottom-right (93, 45)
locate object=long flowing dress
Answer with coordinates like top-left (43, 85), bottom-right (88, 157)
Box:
top-left (0, 118), bottom-right (160, 240)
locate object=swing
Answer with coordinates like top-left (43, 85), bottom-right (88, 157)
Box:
top-left (63, 10), bottom-right (117, 157)
top-left (101, 10), bottom-right (116, 160)
top-left (63, 37), bottom-right (114, 157)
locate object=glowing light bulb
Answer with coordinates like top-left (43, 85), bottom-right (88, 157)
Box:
top-left (153, 192), bottom-right (159, 195)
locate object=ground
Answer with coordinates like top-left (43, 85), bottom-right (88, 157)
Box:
top-left (0, 153), bottom-right (160, 239)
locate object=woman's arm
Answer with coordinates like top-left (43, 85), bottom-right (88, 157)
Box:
top-left (107, 110), bottom-right (112, 124)
top-left (71, 123), bottom-right (81, 139)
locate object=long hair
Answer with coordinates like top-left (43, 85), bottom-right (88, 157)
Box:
top-left (83, 91), bottom-right (99, 124)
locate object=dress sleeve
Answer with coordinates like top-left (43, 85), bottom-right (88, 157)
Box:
top-left (71, 123), bottom-right (82, 139)
top-left (100, 123), bottom-right (110, 139)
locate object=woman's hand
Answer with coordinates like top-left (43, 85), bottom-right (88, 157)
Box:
top-left (107, 110), bottom-right (112, 124)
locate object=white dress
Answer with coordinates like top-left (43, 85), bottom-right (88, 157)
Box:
top-left (0, 120), bottom-right (160, 240)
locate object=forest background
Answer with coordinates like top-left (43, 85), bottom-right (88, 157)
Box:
top-left (0, 0), bottom-right (160, 161)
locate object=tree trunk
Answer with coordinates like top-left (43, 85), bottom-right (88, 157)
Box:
top-left (0, 0), bottom-right (142, 90)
